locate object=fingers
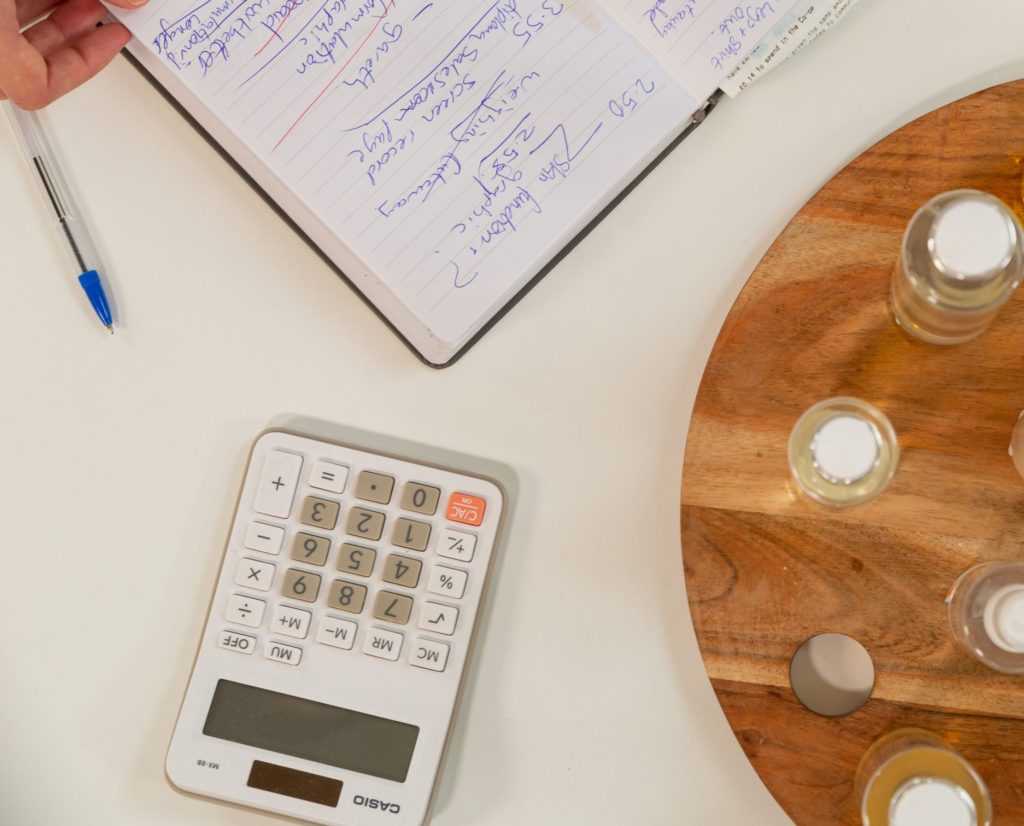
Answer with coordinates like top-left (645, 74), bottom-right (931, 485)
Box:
top-left (15, 0), bottom-right (63, 26)
top-left (0, 23), bottom-right (130, 108)
top-left (21, 0), bottom-right (107, 57)
top-left (102, 0), bottom-right (148, 9)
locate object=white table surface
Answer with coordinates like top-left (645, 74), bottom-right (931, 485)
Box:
top-left (2, 2), bottom-right (1022, 823)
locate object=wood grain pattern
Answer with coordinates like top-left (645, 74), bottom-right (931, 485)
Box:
top-left (681, 80), bottom-right (1024, 824)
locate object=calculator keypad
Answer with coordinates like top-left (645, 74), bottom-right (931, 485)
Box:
top-left (291, 532), bottom-right (330, 566)
top-left (222, 436), bottom-right (498, 680)
top-left (300, 497), bottom-right (340, 530)
top-left (282, 569), bottom-right (321, 603)
top-left (446, 492), bottom-right (486, 526)
top-left (328, 580), bottom-right (367, 614)
top-left (346, 507), bottom-right (385, 541)
top-left (437, 528), bottom-right (476, 562)
top-left (392, 517), bottom-right (431, 551)
top-left (355, 471), bottom-right (395, 504)
top-left (220, 630), bottom-right (256, 654)
top-left (236, 558), bottom-right (275, 591)
top-left (410, 639), bottom-right (449, 672)
top-left (427, 566), bottom-right (468, 599)
top-left (272, 605), bottom-right (311, 638)
top-left (226, 594), bottom-right (266, 627)
top-left (419, 602), bottom-right (458, 635)
top-left (382, 554), bottom-right (422, 588)
top-left (317, 616), bottom-right (357, 649)
top-left (308, 459), bottom-right (348, 494)
top-left (401, 482), bottom-right (440, 515)
top-left (244, 522), bottom-right (284, 555)
top-left (363, 628), bottom-right (403, 661)
top-left (373, 591), bottom-right (414, 625)
top-left (337, 543), bottom-right (376, 577)
top-left (253, 450), bottom-right (302, 518)
top-left (265, 640), bottom-right (302, 665)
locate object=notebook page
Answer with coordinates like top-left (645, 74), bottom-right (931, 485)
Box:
top-left (597, 0), bottom-right (801, 100)
top-left (720, 0), bottom-right (862, 97)
top-left (108, 1), bottom-right (698, 358)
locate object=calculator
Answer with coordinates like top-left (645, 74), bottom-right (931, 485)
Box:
top-left (166, 429), bottom-right (509, 826)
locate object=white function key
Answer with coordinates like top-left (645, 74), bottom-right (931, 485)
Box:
top-left (235, 558), bottom-right (276, 592)
top-left (253, 450), bottom-right (303, 518)
top-left (410, 639), bottom-right (450, 672)
top-left (244, 522), bottom-right (285, 555)
top-left (225, 594), bottom-right (266, 628)
top-left (437, 528), bottom-right (477, 563)
top-left (218, 630), bottom-right (256, 655)
top-left (272, 605), bottom-right (312, 639)
top-left (419, 602), bottom-right (459, 636)
top-left (363, 628), bottom-right (403, 661)
top-left (318, 616), bottom-right (358, 650)
top-left (264, 640), bottom-right (303, 666)
top-left (309, 459), bottom-right (349, 494)
top-left (427, 566), bottom-right (468, 599)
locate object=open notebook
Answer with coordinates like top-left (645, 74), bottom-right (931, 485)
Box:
top-left (108, 0), bottom-right (805, 365)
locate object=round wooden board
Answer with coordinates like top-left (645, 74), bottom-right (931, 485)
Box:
top-left (681, 79), bottom-right (1024, 825)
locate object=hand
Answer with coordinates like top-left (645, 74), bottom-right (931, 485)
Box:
top-left (0, 0), bottom-right (148, 109)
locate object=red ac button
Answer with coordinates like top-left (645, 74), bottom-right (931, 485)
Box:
top-left (446, 492), bottom-right (486, 526)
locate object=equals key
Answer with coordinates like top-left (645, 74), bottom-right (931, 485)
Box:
top-left (309, 459), bottom-right (349, 494)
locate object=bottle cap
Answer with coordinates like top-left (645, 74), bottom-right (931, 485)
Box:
top-left (932, 198), bottom-right (1016, 278)
top-left (983, 584), bottom-right (1024, 653)
top-left (810, 415), bottom-right (879, 484)
top-left (890, 778), bottom-right (976, 826)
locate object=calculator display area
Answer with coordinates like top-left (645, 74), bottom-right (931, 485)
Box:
top-left (203, 680), bottom-right (419, 783)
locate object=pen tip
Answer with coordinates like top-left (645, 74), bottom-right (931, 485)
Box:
top-left (106, 325), bottom-right (114, 334)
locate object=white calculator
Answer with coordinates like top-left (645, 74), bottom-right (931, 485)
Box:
top-left (167, 429), bottom-right (508, 825)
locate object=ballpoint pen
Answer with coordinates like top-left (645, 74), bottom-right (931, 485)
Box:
top-left (3, 102), bottom-right (115, 333)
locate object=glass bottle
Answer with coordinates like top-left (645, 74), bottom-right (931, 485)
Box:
top-left (788, 397), bottom-right (898, 507)
top-left (857, 729), bottom-right (992, 826)
top-left (947, 561), bottom-right (1024, 674)
top-left (891, 190), bottom-right (1024, 344)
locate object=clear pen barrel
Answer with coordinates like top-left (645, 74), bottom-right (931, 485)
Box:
top-left (3, 103), bottom-right (105, 276)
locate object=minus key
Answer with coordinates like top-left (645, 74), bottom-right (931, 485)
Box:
top-left (244, 522), bottom-right (285, 555)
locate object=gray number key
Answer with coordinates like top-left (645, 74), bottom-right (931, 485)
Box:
top-left (291, 532), bottom-right (330, 567)
top-left (300, 496), bottom-right (340, 530)
top-left (337, 543), bottom-right (376, 577)
top-left (355, 471), bottom-right (395, 505)
top-left (392, 517), bottom-right (431, 552)
top-left (282, 569), bottom-right (322, 603)
top-left (401, 482), bottom-right (440, 515)
top-left (372, 591), bottom-right (414, 625)
top-left (328, 580), bottom-right (367, 614)
top-left (382, 554), bottom-right (422, 588)
top-left (346, 507), bottom-right (385, 541)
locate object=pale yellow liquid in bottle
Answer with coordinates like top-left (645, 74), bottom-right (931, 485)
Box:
top-left (861, 747), bottom-right (991, 826)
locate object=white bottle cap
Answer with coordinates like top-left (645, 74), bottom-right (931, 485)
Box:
top-left (932, 198), bottom-right (1015, 278)
top-left (890, 778), bottom-right (976, 826)
top-left (810, 415), bottom-right (879, 484)
top-left (983, 584), bottom-right (1024, 653)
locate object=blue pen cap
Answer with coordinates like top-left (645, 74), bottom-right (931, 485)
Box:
top-left (78, 270), bottom-right (113, 329)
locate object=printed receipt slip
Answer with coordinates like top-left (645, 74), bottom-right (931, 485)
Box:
top-left (166, 429), bottom-right (510, 826)
top-left (108, 1), bottom-right (803, 364)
